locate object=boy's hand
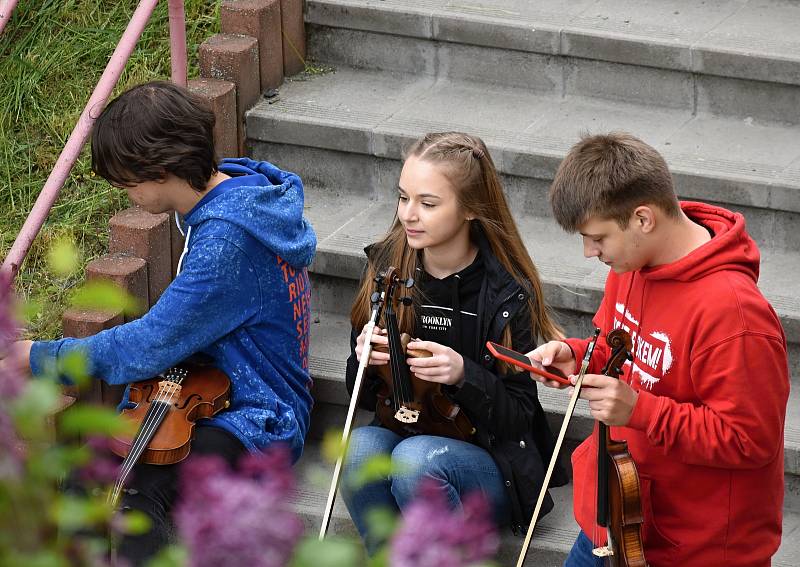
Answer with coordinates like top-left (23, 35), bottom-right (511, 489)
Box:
top-left (0, 340), bottom-right (33, 377)
top-left (577, 373), bottom-right (638, 426)
top-left (406, 340), bottom-right (465, 387)
top-left (355, 325), bottom-right (390, 366)
top-left (526, 341), bottom-right (576, 389)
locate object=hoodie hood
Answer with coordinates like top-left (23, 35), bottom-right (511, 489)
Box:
top-left (184, 158), bottom-right (316, 267)
top-left (639, 201), bottom-right (760, 284)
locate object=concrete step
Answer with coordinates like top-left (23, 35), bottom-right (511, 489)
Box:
top-left (295, 420), bottom-right (800, 566)
top-left (306, 310), bottom-right (800, 503)
top-left (247, 66), bottom-right (800, 251)
top-left (291, 173), bottom-right (800, 378)
top-left (294, 442), bottom-right (576, 566)
top-left (304, 0), bottom-right (800, 126)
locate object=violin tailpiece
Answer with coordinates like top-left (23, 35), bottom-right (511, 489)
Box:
top-left (592, 546), bottom-right (613, 557)
top-left (394, 406), bottom-right (420, 423)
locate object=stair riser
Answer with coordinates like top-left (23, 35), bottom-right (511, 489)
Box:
top-left (308, 397), bottom-right (800, 518)
top-left (306, 24), bottom-right (800, 126)
top-left (306, 0), bottom-right (800, 90)
top-left (251, 140), bottom-right (800, 252)
top-left (311, 259), bottom-right (800, 385)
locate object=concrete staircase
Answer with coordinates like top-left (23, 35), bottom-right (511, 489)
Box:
top-left (244, 1), bottom-right (800, 563)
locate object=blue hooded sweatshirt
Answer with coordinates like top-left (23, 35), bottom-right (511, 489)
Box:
top-left (30, 158), bottom-right (317, 461)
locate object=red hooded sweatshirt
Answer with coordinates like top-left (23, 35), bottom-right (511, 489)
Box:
top-left (565, 202), bottom-right (789, 567)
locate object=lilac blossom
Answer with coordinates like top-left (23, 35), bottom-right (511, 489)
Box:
top-left (175, 444), bottom-right (303, 567)
top-left (389, 480), bottom-right (500, 567)
top-left (0, 275), bottom-right (24, 479)
top-left (75, 436), bottom-right (121, 486)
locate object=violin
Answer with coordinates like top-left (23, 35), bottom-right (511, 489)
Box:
top-left (592, 329), bottom-right (648, 567)
top-left (372, 267), bottom-right (476, 442)
top-left (108, 364), bottom-right (230, 505)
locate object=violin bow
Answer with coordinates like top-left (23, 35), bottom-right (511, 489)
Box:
top-left (516, 328), bottom-right (601, 567)
top-left (319, 283), bottom-right (388, 540)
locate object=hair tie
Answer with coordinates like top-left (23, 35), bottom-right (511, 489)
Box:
top-left (472, 147), bottom-right (485, 159)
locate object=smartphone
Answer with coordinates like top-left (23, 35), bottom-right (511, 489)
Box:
top-left (485, 341), bottom-right (572, 386)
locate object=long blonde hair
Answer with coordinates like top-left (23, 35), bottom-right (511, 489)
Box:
top-left (350, 132), bottom-right (561, 354)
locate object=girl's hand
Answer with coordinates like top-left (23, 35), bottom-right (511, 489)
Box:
top-left (406, 340), bottom-right (465, 386)
top-left (354, 325), bottom-right (390, 366)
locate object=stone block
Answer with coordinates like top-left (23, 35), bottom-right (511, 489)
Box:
top-left (199, 33), bottom-right (261, 154)
top-left (108, 207), bottom-right (171, 306)
top-left (189, 77), bottom-right (238, 159)
top-left (221, 0), bottom-right (283, 91)
top-left (281, 0), bottom-right (306, 75)
top-left (85, 253), bottom-right (148, 321)
top-left (62, 308), bottom-right (124, 405)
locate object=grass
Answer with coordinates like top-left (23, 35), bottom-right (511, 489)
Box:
top-left (0, 0), bottom-right (220, 339)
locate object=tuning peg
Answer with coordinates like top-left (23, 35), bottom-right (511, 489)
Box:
top-left (404, 277), bottom-right (415, 288)
top-left (401, 296), bottom-right (413, 306)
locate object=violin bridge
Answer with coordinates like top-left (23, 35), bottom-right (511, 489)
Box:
top-left (394, 406), bottom-right (420, 423)
top-left (592, 546), bottom-right (614, 558)
top-left (157, 380), bottom-right (182, 397)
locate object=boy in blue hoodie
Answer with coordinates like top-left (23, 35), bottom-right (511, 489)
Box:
top-left (6, 81), bottom-right (316, 564)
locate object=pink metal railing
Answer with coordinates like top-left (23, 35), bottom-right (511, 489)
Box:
top-left (0, 0), bottom-right (20, 36)
top-left (1, 0), bottom-right (188, 280)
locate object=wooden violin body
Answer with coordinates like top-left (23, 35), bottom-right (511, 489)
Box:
top-left (109, 364), bottom-right (230, 466)
top-left (371, 267), bottom-right (475, 443)
top-left (603, 437), bottom-right (647, 567)
top-left (595, 329), bottom-right (647, 567)
top-left (373, 333), bottom-right (475, 442)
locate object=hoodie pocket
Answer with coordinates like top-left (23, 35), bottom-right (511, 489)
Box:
top-left (640, 475), bottom-right (679, 563)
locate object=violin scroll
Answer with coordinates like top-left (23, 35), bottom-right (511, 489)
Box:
top-left (602, 329), bottom-right (633, 379)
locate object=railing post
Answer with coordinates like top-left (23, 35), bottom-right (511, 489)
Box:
top-left (168, 0), bottom-right (187, 87)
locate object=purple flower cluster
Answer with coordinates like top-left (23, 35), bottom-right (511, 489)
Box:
top-left (389, 480), bottom-right (500, 567)
top-left (76, 436), bottom-right (121, 486)
top-left (175, 445), bottom-right (303, 567)
top-left (0, 275), bottom-right (24, 480)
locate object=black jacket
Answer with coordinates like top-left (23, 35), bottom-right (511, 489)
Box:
top-left (345, 231), bottom-right (568, 533)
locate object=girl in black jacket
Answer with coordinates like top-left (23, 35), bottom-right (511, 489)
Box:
top-left (341, 132), bottom-right (566, 554)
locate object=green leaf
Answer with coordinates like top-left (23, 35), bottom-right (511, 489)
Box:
top-left (364, 507), bottom-right (397, 544)
top-left (366, 547), bottom-right (390, 567)
top-left (50, 493), bottom-right (111, 532)
top-left (11, 379), bottom-right (62, 438)
top-left (351, 454), bottom-right (394, 487)
top-left (321, 428), bottom-right (347, 464)
top-left (70, 280), bottom-right (142, 316)
top-left (57, 349), bottom-right (90, 387)
top-left (145, 545), bottom-right (188, 567)
top-left (117, 509), bottom-right (152, 536)
top-left (47, 238), bottom-right (81, 277)
top-left (290, 537), bottom-right (363, 567)
top-left (59, 405), bottom-right (133, 437)
top-left (1, 550), bottom-right (68, 567)
top-left (28, 444), bottom-right (89, 481)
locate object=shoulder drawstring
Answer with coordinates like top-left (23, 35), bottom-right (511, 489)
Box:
top-left (176, 224), bottom-right (192, 276)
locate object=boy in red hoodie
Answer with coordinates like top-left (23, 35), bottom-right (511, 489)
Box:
top-left (528, 132), bottom-right (789, 567)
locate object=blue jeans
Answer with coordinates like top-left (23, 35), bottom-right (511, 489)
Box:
top-left (564, 531), bottom-right (605, 567)
top-left (340, 426), bottom-right (509, 555)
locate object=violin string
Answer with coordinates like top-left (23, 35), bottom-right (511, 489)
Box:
top-left (389, 311), bottom-right (409, 409)
top-left (117, 373), bottom-right (184, 481)
top-left (112, 372), bottom-right (186, 504)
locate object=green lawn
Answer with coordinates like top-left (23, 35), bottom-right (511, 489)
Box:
top-left (1, 0), bottom-right (220, 339)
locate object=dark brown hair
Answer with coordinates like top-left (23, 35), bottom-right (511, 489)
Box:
top-left (91, 81), bottom-right (217, 192)
top-left (350, 132), bottom-right (562, 355)
top-left (549, 132), bottom-right (680, 232)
